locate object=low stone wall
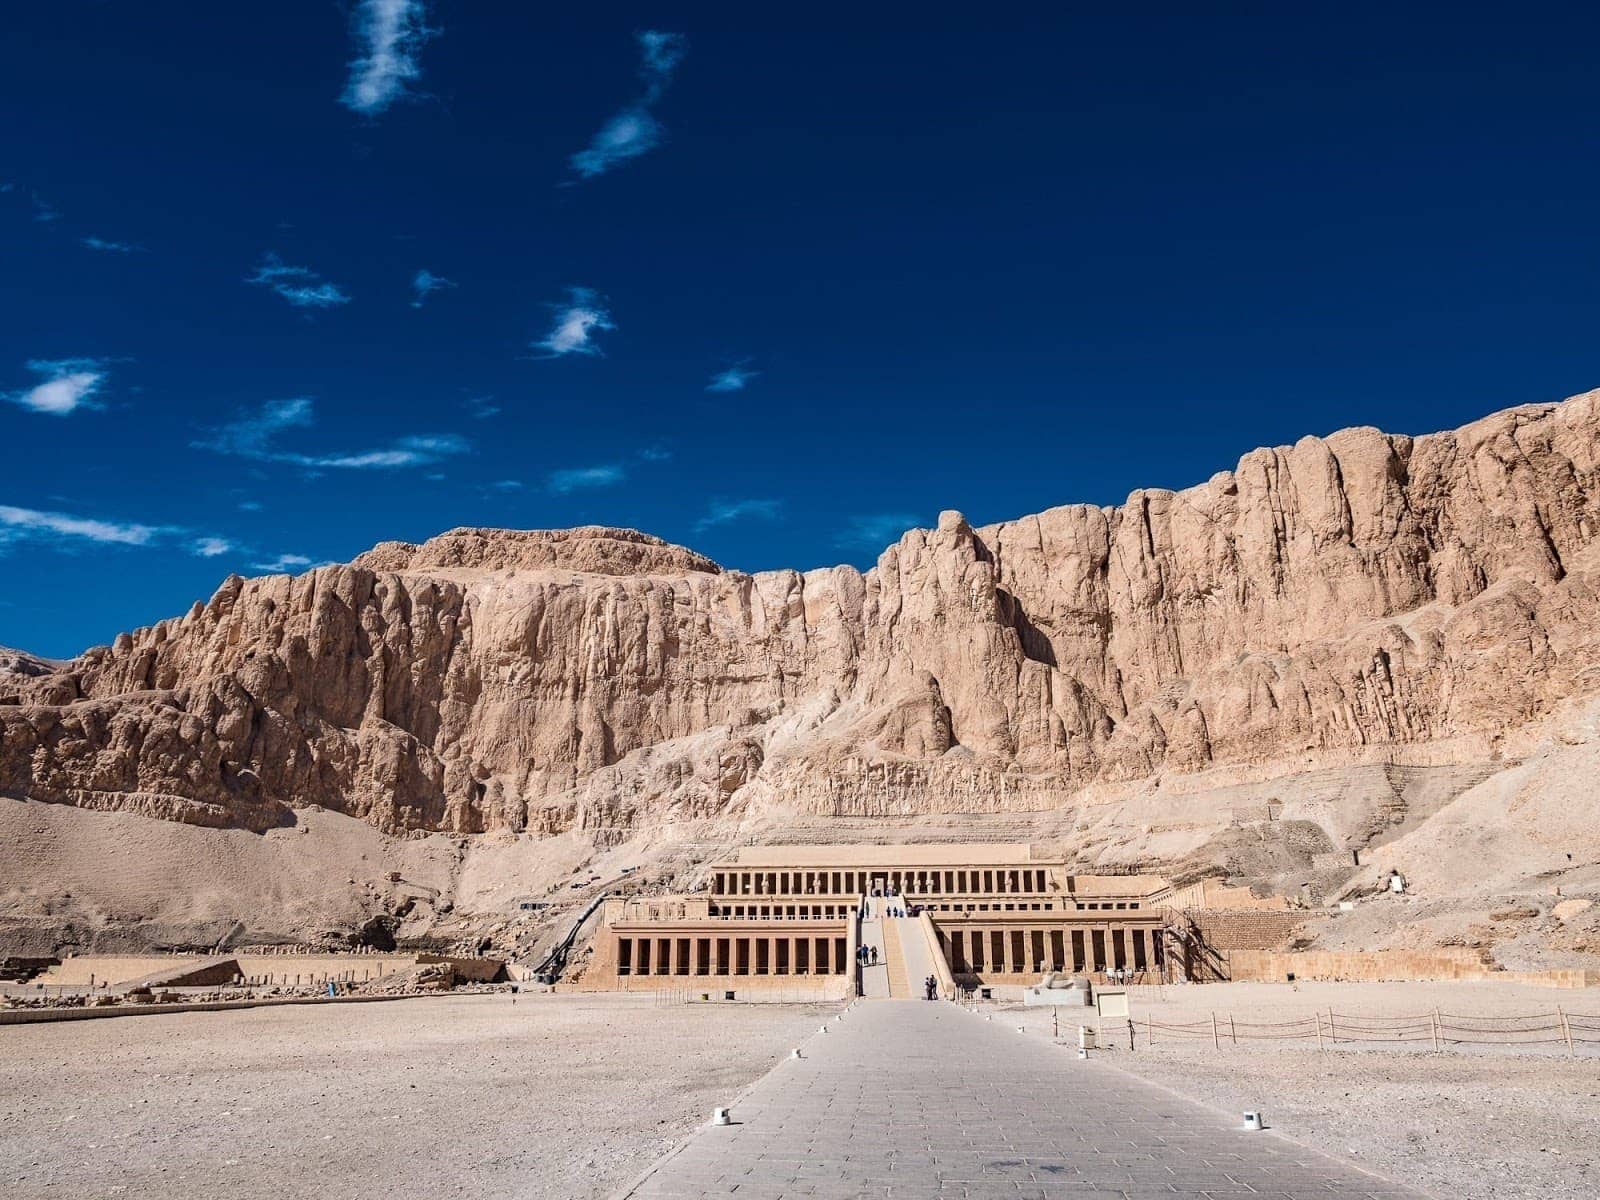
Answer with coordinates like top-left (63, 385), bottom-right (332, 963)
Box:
top-left (41, 956), bottom-right (176, 986)
top-left (236, 955), bottom-right (418, 985)
top-left (40, 953), bottom-right (467, 992)
top-left (1228, 949), bottom-right (1598, 988)
top-left (0, 991), bottom-right (455, 1026)
top-left (1187, 910), bottom-right (1309, 952)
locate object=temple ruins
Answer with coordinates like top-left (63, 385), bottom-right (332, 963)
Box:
top-left (581, 843), bottom-right (1209, 996)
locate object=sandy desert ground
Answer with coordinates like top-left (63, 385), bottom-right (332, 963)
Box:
top-left (3, 984), bottom-right (1596, 1200)
top-left (1002, 981), bottom-right (1600, 1200)
top-left (0, 993), bottom-right (830, 1200)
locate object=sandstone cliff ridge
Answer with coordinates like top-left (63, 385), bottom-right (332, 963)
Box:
top-left (2, 392), bottom-right (1598, 877)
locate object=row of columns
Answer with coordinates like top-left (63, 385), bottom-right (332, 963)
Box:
top-left (938, 925), bottom-right (1163, 977)
top-left (712, 904), bottom-right (850, 920)
top-left (618, 934), bottom-right (848, 978)
top-left (713, 867), bottom-right (1050, 897)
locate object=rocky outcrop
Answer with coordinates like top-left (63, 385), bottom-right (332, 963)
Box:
top-left (2, 392), bottom-right (1598, 848)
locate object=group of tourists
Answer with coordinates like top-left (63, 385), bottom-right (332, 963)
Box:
top-left (856, 943), bottom-right (879, 966)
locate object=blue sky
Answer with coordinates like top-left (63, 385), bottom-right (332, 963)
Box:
top-left (3, 4), bottom-right (1599, 658)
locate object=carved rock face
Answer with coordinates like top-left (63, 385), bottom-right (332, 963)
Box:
top-left (2, 392), bottom-right (1598, 839)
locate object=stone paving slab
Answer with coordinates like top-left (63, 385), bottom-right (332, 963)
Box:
top-left (617, 1000), bottom-right (1424, 1199)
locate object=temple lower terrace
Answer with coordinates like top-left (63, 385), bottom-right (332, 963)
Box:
top-left (581, 844), bottom-right (1197, 995)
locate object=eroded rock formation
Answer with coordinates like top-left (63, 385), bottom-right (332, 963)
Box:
top-left (3, 391), bottom-right (1598, 856)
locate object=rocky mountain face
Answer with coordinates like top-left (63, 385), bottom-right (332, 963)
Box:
top-left (3, 392), bottom-right (1598, 872)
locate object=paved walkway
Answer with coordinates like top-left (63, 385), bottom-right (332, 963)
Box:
top-left (858, 896), bottom-right (891, 998)
top-left (619, 1000), bottom-right (1420, 1199)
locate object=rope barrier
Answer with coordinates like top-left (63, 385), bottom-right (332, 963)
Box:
top-left (1129, 1009), bottom-right (1599, 1051)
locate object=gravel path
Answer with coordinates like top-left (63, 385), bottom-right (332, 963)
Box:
top-left (0, 993), bottom-right (831, 1200)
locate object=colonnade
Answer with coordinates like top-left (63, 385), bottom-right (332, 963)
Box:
top-left (617, 933), bottom-right (849, 978)
top-left (712, 867), bottom-right (1051, 897)
top-left (937, 924), bottom-right (1163, 977)
top-left (713, 903), bottom-right (852, 920)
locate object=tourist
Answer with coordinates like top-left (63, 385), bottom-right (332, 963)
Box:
top-left (870, 946), bottom-right (878, 965)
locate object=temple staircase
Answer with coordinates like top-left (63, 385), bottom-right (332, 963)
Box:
top-left (858, 895), bottom-right (891, 998)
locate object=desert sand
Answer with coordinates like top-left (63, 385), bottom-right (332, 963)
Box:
top-left (999, 981), bottom-right (1599, 1200)
top-left (0, 994), bottom-right (829, 1200)
top-left (5, 985), bottom-right (1596, 1200)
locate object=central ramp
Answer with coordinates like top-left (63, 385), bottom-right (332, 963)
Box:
top-left (620, 1000), bottom-right (1418, 1199)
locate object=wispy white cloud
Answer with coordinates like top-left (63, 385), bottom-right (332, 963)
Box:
top-left (637, 30), bottom-right (689, 88)
top-left (532, 287), bottom-right (614, 357)
top-left (548, 464), bottom-right (625, 494)
top-left (342, 0), bottom-right (432, 116)
top-left (570, 30), bottom-right (688, 179)
top-left (490, 479), bottom-right (523, 491)
top-left (411, 268), bottom-right (455, 308)
top-left (707, 362), bottom-right (759, 393)
top-left (252, 552), bottom-right (315, 573)
top-left (247, 253), bottom-right (350, 310)
top-left (195, 397), bottom-right (469, 470)
top-left (837, 513), bottom-right (924, 549)
top-left (0, 504), bottom-right (244, 562)
top-left (192, 536), bottom-right (233, 557)
top-left (81, 236), bottom-right (144, 254)
top-left (638, 445), bottom-right (672, 462)
top-left (31, 193), bottom-right (60, 223)
top-left (5, 359), bottom-right (108, 417)
top-left (466, 395), bottom-right (501, 419)
top-left (0, 504), bottom-right (161, 548)
top-left (571, 108), bottom-right (665, 180)
top-left (693, 498), bottom-right (782, 533)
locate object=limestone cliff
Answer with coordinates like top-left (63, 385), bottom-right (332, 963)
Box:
top-left (3, 393), bottom-right (1598, 870)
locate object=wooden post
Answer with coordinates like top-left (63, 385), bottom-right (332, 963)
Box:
top-left (1430, 1008), bottom-right (1440, 1053)
top-left (1230, 1014), bottom-right (1237, 1045)
top-left (1326, 1007), bottom-right (1336, 1044)
top-left (1559, 1005), bottom-right (1574, 1056)
top-left (1314, 1011), bottom-right (1325, 1052)
top-left (1212, 1011), bottom-right (1220, 1050)
top-left (1128, 1018), bottom-right (1135, 1051)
